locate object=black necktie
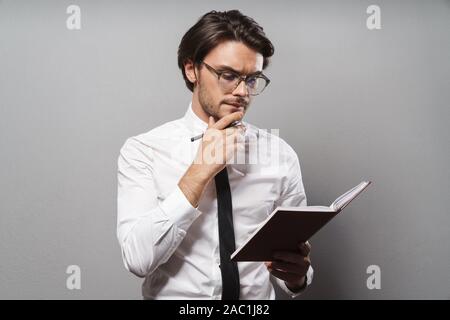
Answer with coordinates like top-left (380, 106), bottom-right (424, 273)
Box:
top-left (215, 167), bottom-right (240, 300)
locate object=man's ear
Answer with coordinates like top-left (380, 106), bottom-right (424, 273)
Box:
top-left (184, 60), bottom-right (197, 85)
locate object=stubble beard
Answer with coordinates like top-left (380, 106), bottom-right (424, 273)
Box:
top-left (198, 80), bottom-right (220, 121)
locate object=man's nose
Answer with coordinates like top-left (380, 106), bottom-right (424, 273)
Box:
top-left (232, 80), bottom-right (249, 97)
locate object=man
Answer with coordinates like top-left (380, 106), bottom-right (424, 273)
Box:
top-left (117, 10), bottom-right (313, 299)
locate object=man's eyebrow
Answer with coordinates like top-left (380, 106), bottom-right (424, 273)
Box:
top-left (215, 65), bottom-right (263, 76)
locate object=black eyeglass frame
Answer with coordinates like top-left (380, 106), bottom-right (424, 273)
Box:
top-left (200, 61), bottom-right (271, 96)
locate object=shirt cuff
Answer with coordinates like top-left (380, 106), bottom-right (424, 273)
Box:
top-left (158, 185), bottom-right (202, 233)
top-left (275, 265), bottom-right (314, 298)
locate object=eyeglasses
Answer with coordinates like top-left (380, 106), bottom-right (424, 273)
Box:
top-left (200, 61), bottom-right (270, 96)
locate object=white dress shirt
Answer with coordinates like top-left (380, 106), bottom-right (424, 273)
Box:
top-left (117, 103), bottom-right (313, 299)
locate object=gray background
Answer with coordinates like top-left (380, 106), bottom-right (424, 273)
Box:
top-left (1, 0), bottom-right (449, 299)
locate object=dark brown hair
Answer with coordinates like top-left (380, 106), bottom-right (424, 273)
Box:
top-left (177, 10), bottom-right (275, 92)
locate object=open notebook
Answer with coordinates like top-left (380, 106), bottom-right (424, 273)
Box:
top-left (231, 181), bottom-right (372, 261)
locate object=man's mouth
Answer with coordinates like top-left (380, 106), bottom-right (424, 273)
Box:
top-left (224, 101), bottom-right (247, 109)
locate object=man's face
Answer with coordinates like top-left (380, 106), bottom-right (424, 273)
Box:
top-left (194, 41), bottom-right (264, 121)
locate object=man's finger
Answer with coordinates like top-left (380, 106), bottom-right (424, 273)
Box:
top-left (272, 251), bottom-right (304, 264)
top-left (267, 268), bottom-right (300, 284)
top-left (225, 127), bottom-right (239, 136)
top-left (271, 261), bottom-right (309, 276)
top-left (213, 112), bottom-right (243, 130)
top-left (208, 116), bottom-right (215, 128)
top-left (298, 242), bottom-right (311, 257)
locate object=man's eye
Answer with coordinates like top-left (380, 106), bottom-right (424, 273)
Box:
top-left (246, 77), bottom-right (257, 88)
top-left (221, 73), bottom-right (238, 81)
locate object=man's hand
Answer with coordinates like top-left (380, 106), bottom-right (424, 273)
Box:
top-left (265, 242), bottom-right (311, 292)
top-left (178, 111), bottom-right (246, 208)
top-left (194, 111), bottom-right (246, 177)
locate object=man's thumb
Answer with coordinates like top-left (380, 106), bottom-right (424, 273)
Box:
top-left (208, 116), bottom-right (215, 127)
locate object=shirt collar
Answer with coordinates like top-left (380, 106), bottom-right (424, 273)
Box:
top-left (184, 102), bottom-right (208, 133)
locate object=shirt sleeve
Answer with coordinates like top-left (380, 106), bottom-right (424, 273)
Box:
top-left (274, 144), bottom-right (307, 208)
top-left (272, 265), bottom-right (314, 298)
top-left (116, 137), bottom-right (201, 278)
top-left (272, 144), bottom-right (314, 297)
